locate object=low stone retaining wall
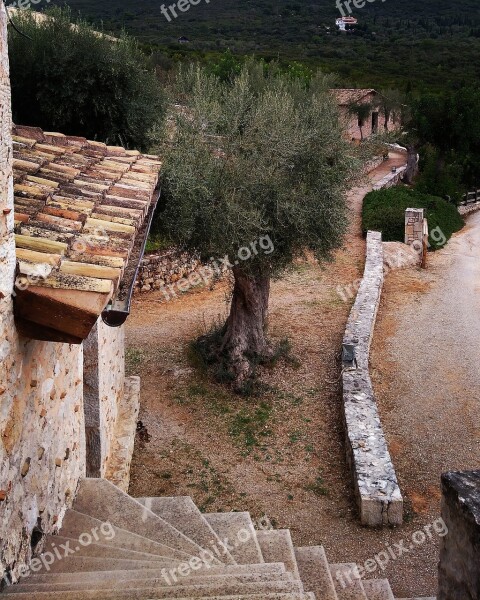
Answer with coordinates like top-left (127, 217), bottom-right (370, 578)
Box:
top-left (372, 165), bottom-right (407, 191)
top-left (459, 200), bottom-right (480, 216)
top-left (342, 231), bottom-right (403, 526)
top-left (135, 248), bottom-right (202, 293)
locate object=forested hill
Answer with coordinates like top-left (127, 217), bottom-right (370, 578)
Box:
top-left (46, 0), bottom-right (480, 89)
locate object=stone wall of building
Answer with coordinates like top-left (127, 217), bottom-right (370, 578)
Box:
top-left (0, 5), bottom-right (86, 582)
top-left (83, 318), bottom-right (138, 492)
top-left (342, 231), bottom-right (403, 526)
top-left (83, 319), bottom-right (124, 478)
top-left (438, 470), bottom-right (480, 600)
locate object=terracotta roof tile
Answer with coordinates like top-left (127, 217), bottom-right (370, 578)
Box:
top-left (12, 124), bottom-right (161, 298)
top-left (330, 88), bottom-right (377, 106)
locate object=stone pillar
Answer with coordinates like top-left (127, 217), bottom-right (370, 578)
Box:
top-left (405, 208), bottom-right (424, 247)
top-left (438, 470), bottom-right (480, 600)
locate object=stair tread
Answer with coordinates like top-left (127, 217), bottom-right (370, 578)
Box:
top-left (362, 579), bottom-right (394, 600)
top-left (3, 580), bottom-right (305, 598)
top-left (72, 479), bottom-right (207, 561)
top-left (22, 563), bottom-right (287, 585)
top-left (329, 564), bottom-right (368, 600)
top-left (10, 572), bottom-right (296, 592)
top-left (257, 530), bottom-right (300, 579)
top-left (138, 497), bottom-right (236, 566)
top-left (294, 546), bottom-right (338, 600)
top-left (60, 509), bottom-right (192, 561)
top-left (3, 594), bottom-right (312, 600)
top-left (34, 556), bottom-right (181, 573)
top-left (204, 513), bottom-right (264, 565)
top-left (43, 535), bottom-right (175, 563)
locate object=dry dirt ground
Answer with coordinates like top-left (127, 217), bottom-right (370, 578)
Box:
top-left (126, 153), bottom-right (445, 597)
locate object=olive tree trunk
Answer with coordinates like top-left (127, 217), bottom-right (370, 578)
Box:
top-left (221, 266), bottom-right (271, 389)
top-left (404, 144), bottom-right (419, 185)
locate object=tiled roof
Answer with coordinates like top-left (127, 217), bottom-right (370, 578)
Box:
top-left (12, 124), bottom-right (161, 342)
top-left (331, 89), bottom-right (377, 106)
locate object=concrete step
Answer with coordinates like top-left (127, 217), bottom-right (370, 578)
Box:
top-left (72, 478), bottom-right (208, 561)
top-left (60, 509), bottom-right (192, 562)
top-left (43, 535), bottom-right (174, 562)
top-left (34, 556), bottom-right (181, 573)
top-left (138, 497), bottom-right (236, 566)
top-left (21, 562), bottom-right (287, 585)
top-left (294, 546), bottom-right (338, 600)
top-left (204, 512), bottom-right (264, 565)
top-left (3, 580), bottom-right (305, 598)
top-left (9, 572), bottom-right (296, 593)
top-left (363, 580), bottom-right (394, 600)
top-left (329, 564), bottom-right (368, 600)
top-left (256, 530), bottom-right (300, 579)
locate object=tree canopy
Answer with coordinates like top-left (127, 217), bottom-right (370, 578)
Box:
top-left (8, 7), bottom-right (165, 150)
top-left (159, 62), bottom-right (365, 277)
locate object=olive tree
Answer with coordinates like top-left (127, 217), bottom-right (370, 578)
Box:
top-left (159, 63), bottom-right (369, 390)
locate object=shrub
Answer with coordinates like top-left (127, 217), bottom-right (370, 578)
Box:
top-left (8, 8), bottom-right (165, 150)
top-left (362, 187), bottom-right (464, 250)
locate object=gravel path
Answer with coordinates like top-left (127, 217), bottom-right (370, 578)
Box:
top-left (371, 209), bottom-right (480, 594)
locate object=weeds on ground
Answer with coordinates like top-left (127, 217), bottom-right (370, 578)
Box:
top-left (305, 472), bottom-right (329, 496)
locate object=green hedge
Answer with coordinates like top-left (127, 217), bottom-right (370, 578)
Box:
top-left (362, 187), bottom-right (464, 250)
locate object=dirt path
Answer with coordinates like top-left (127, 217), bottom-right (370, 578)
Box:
top-left (370, 209), bottom-right (480, 589)
top-left (126, 153), bottom-right (445, 598)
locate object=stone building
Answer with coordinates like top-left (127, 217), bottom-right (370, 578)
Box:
top-left (0, 2), bottom-right (161, 579)
top-left (331, 88), bottom-right (398, 141)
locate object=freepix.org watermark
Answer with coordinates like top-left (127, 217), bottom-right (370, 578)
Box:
top-left (1, 521), bottom-right (115, 589)
top-left (335, 518), bottom-right (448, 589)
top-left (160, 515), bottom-right (274, 585)
top-left (160, 0), bottom-right (213, 22)
top-left (159, 234), bottom-right (274, 302)
top-left (336, 0), bottom-right (386, 18)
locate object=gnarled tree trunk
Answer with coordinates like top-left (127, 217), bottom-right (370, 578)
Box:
top-left (221, 266), bottom-right (271, 390)
top-left (404, 144), bottom-right (419, 185)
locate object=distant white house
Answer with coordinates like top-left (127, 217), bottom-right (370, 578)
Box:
top-left (336, 16), bottom-right (358, 31)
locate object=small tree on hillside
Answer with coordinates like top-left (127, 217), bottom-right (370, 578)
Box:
top-left (346, 100), bottom-right (373, 140)
top-left (158, 63), bottom-right (372, 391)
top-left (375, 89), bottom-right (405, 131)
top-left (8, 8), bottom-right (165, 150)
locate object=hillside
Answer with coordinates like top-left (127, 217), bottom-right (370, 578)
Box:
top-left (45, 0), bottom-right (480, 88)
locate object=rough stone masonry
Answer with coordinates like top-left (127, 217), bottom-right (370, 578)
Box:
top-left (342, 231), bottom-right (403, 526)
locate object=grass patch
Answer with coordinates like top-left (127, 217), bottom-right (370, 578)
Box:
top-left (125, 347), bottom-right (144, 373)
top-left (305, 473), bottom-right (329, 496)
top-left (145, 233), bottom-right (173, 254)
top-left (362, 187), bottom-right (464, 250)
top-left (229, 402), bottom-right (273, 452)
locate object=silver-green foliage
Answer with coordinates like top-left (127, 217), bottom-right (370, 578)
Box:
top-left (159, 62), bottom-right (367, 277)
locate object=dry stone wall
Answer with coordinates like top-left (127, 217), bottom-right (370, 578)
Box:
top-left (135, 249), bottom-right (201, 293)
top-left (0, 5), bottom-right (85, 582)
top-left (342, 231), bottom-right (403, 526)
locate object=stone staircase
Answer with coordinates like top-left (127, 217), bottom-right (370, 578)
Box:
top-left (2, 478), bottom-right (434, 600)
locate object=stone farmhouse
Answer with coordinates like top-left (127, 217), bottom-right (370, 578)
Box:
top-left (0, 4), bottom-right (479, 599)
top-left (331, 89), bottom-right (397, 141)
